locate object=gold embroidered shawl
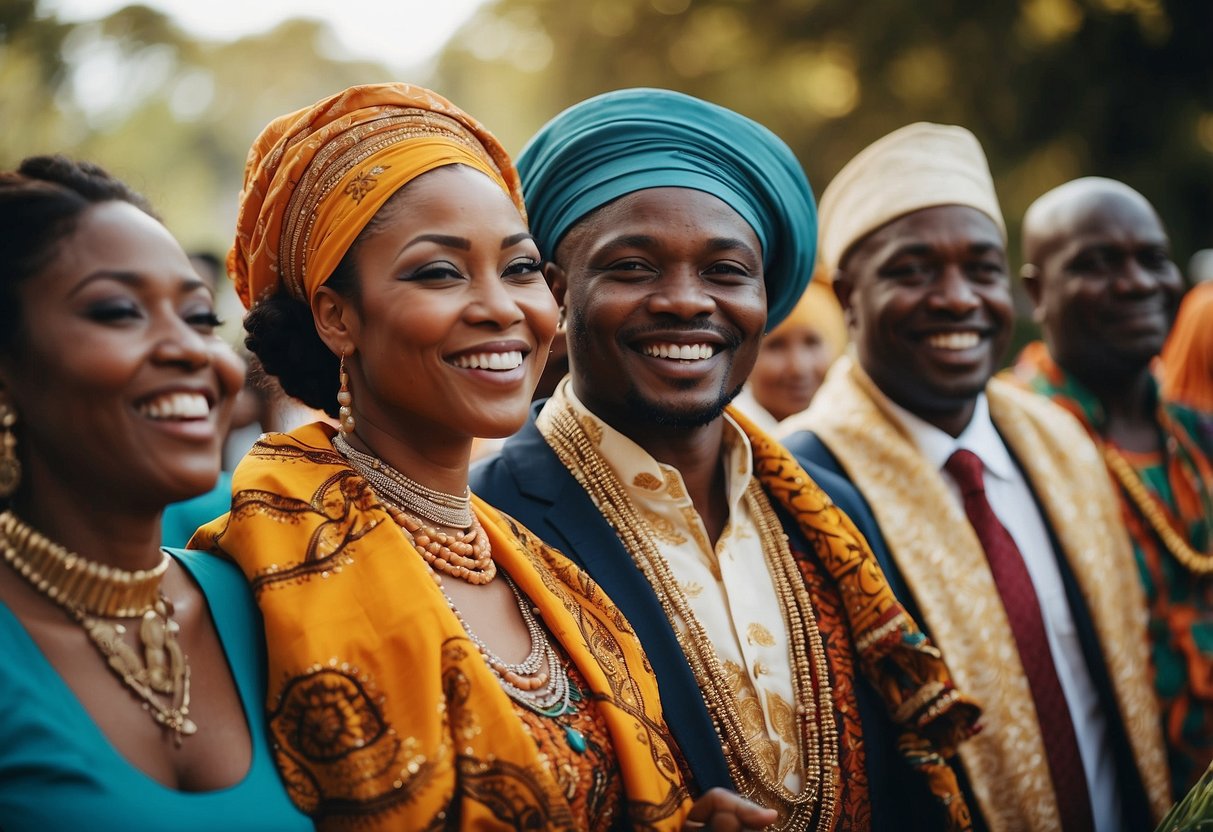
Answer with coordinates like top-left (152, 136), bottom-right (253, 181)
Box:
top-left (797, 356), bottom-right (1170, 829)
top-left (191, 423), bottom-right (690, 831)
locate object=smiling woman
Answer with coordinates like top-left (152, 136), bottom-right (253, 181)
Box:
top-left (187, 82), bottom-right (774, 831)
top-left (0, 156), bottom-right (310, 828)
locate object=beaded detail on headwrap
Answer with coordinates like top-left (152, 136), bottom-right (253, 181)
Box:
top-left (230, 83), bottom-right (525, 307)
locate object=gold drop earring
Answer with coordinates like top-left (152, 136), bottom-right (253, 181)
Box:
top-left (0, 401), bottom-right (20, 498)
top-left (337, 353), bottom-right (355, 436)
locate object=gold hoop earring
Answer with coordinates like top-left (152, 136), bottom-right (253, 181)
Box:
top-left (337, 353), bottom-right (355, 436)
top-left (0, 402), bottom-right (21, 498)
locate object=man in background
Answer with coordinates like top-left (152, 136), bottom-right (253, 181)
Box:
top-left (1014, 177), bottom-right (1212, 798)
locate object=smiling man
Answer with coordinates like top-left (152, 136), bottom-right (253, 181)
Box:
top-left (1012, 177), bottom-right (1212, 800)
top-left (780, 124), bottom-right (1169, 829)
top-left (472, 90), bottom-right (980, 831)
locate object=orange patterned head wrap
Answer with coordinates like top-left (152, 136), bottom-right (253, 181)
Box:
top-left (768, 267), bottom-right (848, 359)
top-left (229, 82), bottom-right (525, 307)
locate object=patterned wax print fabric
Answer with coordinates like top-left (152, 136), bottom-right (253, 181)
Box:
top-left (190, 422), bottom-right (691, 831)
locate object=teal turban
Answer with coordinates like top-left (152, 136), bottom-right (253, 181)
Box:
top-left (516, 88), bottom-right (817, 329)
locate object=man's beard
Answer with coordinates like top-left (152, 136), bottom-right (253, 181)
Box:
top-left (622, 378), bottom-right (745, 429)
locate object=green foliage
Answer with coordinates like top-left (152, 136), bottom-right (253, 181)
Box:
top-left (1, 6), bottom-right (395, 254)
top-left (433, 0), bottom-right (1213, 271)
top-left (4, 0), bottom-right (1210, 289)
top-left (1157, 761), bottom-right (1213, 831)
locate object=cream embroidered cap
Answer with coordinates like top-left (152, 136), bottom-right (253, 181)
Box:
top-left (818, 122), bottom-right (1006, 275)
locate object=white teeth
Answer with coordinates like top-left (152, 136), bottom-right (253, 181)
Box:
top-left (926, 332), bottom-right (980, 350)
top-left (138, 392), bottom-right (209, 420)
top-left (641, 343), bottom-right (715, 361)
top-left (451, 350), bottom-right (524, 371)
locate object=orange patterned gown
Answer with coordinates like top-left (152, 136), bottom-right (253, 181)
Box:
top-left (191, 422), bottom-right (690, 831)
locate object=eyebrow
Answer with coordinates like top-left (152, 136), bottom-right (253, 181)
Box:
top-left (599, 234), bottom-right (760, 258)
top-left (704, 236), bottom-right (761, 258)
top-left (885, 241), bottom-right (1004, 258)
top-left (399, 232), bottom-right (536, 255)
top-left (501, 232), bottom-right (535, 250)
top-left (68, 270), bottom-right (207, 298)
top-left (401, 234), bottom-right (471, 253)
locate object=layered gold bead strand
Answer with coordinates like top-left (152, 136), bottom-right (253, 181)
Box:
top-left (1105, 446), bottom-right (1213, 575)
top-left (542, 405), bottom-right (838, 829)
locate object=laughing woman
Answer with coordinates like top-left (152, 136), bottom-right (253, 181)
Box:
top-left (189, 84), bottom-right (773, 831)
top-left (0, 156), bottom-right (310, 829)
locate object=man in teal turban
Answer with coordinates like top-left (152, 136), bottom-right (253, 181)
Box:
top-left (472, 89), bottom-right (980, 831)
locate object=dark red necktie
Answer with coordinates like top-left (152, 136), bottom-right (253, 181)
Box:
top-left (945, 448), bottom-right (1095, 832)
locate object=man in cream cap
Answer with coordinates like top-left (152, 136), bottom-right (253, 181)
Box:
top-left (782, 123), bottom-right (1169, 830)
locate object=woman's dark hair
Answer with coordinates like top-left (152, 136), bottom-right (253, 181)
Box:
top-left (244, 254), bottom-right (358, 419)
top-left (0, 155), bottom-right (155, 351)
top-left (244, 168), bottom-right (472, 417)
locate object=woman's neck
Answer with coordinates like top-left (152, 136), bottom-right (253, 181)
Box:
top-left (9, 476), bottom-right (164, 573)
top-left (342, 413), bottom-right (473, 498)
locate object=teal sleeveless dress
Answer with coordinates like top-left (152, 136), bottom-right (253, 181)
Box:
top-left (0, 549), bottom-right (312, 831)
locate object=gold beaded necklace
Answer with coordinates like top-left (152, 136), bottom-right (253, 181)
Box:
top-left (541, 405), bottom-right (838, 830)
top-left (1104, 446), bottom-right (1213, 575)
top-left (0, 510), bottom-right (196, 743)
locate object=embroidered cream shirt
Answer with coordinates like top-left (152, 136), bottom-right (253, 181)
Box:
top-left (541, 380), bottom-right (803, 791)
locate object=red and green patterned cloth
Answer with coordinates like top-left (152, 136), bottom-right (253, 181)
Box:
top-left (1013, 341), bottom-right (1213, 798)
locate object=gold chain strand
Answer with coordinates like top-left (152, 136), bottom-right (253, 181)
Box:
top-left (0, 510), bottom-right (196, 743)
top-left (542, 405), bottom-right (838, 830)
top-left (334, 433), bottom-right (473, 528)
top-left (1105, 446), bottom-right (1213, 575)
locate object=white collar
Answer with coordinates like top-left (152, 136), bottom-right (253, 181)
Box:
top-left (882, 392), bottom-right (1018, 482)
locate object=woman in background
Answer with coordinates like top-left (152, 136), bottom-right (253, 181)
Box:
top-left (0, 156), bottom-right (310, 829)
top-left (192, 83), bottom-right (774, 831)
top-left (732, 271), bottom-right (847, 432)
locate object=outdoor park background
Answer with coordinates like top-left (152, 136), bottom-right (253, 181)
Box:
top-left (3, 0), bottom-right (1211, 345)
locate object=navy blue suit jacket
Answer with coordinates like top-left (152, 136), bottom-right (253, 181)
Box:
top-left (471, 403), bottom-right (946, 829)
top-left (783, 429), bottom-right (1153, 832)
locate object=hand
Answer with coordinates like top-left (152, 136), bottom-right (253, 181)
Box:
top-left (682, 788), bottom-right (779, 831)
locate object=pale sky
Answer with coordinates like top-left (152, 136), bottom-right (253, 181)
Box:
top-left (37, 0), bottom-right (488, 69)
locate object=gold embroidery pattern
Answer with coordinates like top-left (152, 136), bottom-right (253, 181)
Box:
top-left (803, 358), bottom-right (1170, 826)
top-left (747, 623), bottom-right (777, 648)
top-left (721, 661), bottom-right (777, 783)
top-left (642, 510), bottom-right (687, 546)
top-left (663, 469), bottom-right (686, 500)
top-left (344, 164), bottom-right (391, 203)
top-left (633, 472), bottom-right (663, 491)
top-left (679, 506), bottom-right (712, 556)
top-left (680, 581), bottom-right (704, 599)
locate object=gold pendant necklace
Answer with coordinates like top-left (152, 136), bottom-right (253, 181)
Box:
top-left (0, 510), bottom-right (196, 743)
